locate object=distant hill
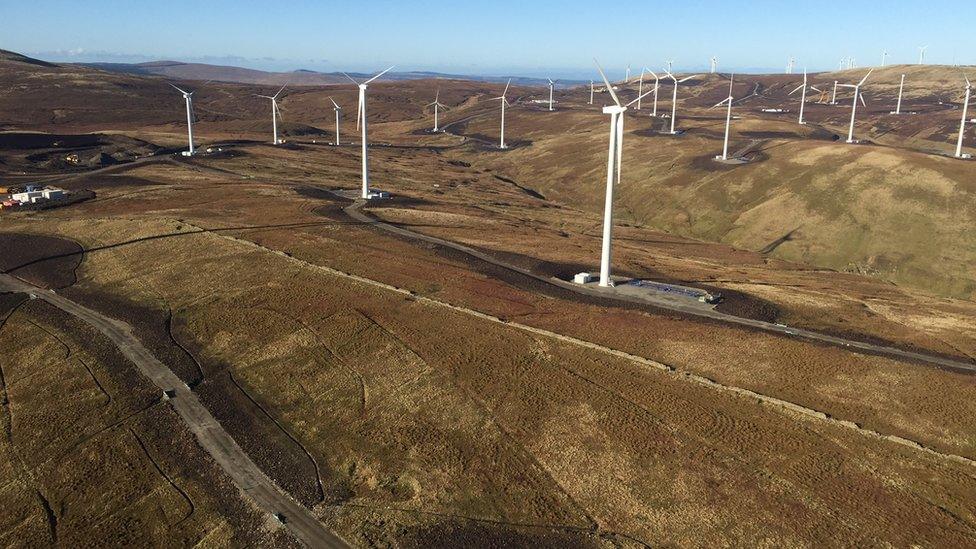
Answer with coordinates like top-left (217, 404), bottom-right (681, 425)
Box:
top-left (80, 60), bottom-right (581, 88)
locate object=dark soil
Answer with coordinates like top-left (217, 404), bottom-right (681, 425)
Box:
top-left (0, 232), bottom-right (84, 288)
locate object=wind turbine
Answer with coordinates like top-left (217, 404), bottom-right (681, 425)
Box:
top-left (788, 69), bottom-right (820, 125)
top-left (664, 70), bottom-right (699, 135)
top-left (590, 80), bottom-right (595, 105)
top-left (831, 81), bottom-right (839, 105)
top-left (919, 46), bottom-right (928, 65)
top-left (955, 75), bottom-right (972, 158)
top-left (838, 69), bottom-right (873, 143)
top-left (625, 65), bottom-right (631, 83)
top-left (547, 79), bottom-right (556, 111)
top-left (256, 83), bottom-right (287, 145)
top-left (169, 84), bottom-right (196, 156)
top-left (636, 68), bottom-right (647, 110)
top-left (786, 57), bottom-right (795, 74)
top-left (343, 65), bottom-right (395, 199)
top-left (710, 57), bottom-right (718, 74)
top-left (329, 97), bottom-right (341, 145)
top-left (890, 75), bottom-right (906, 115)
top-left (592, 60), bottom-right (656, 288)
top-left (713, 74), bottom-right (736, 161)
top-left (881, 50), bottom-right (888, 68)
top-left (493, 79), bottom-right (512, 149)
top-left (647, 70), bottom-right (661, 116)
top-left (427, 89), bottom-right (448, 131)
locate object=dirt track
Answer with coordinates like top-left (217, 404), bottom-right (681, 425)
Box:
top-left (0, 273), bottom-right (349, 549)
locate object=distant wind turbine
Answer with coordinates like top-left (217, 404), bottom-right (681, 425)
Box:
top-left (710, 57), bottom-right (718, 74)
top-left (589, 80), bottom-right (595, 105)
top-left (647, 70), bottom-right (661, 116)
top-left (712, 74), bottom-right (736, 161)
top-left (427, 89), bottom-right (448, 131)
top-left (169, 84), bottom-right (196, 156)
top-left (955, 75), bottom-right (972, 158)
top-left (493, 79), bottom-right (512, 149)
top-left (881, 50), bottom-right (888, 68)
top-left (256, 83), bottom-right (287, 145)
top-left (664, 70), bottom-right (699, 135)
top-left (919, 45), bottom-right (928, 65)
top-left (837, 69), bottom-right (873, 143)
top-left (343, 65), bottom-right (395, 199)
top-left (592, 59), bottom-right (656, 288)
top-left (329, 97), bottom-right (341, 145)
top-left (547, 78), bottom-right (556, 111)
top-left (788, 69), bottom-right (820, 125)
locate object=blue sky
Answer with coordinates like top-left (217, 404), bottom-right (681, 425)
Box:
top-left (4, 0), bottom-right (971, 79)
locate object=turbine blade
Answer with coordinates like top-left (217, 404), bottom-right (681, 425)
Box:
top-left (593, 59), bottom-right (621, 107)
top-left (329, 96), bottom-right (340, 109)
top-left (169, 83), bottom-right (189, 95)
top-left (810, 86), bottom-right (823, 93)
top-left (502, 78), bottom-right (512, 97)
top-left (626, 87), bottom-right (656, 107)
top-left (273, 82), bottom-right (288, 99)
top-left (678, 74), bottom-right (699, 83)
top-left (356, 96), bottom-right (363, 130)
top-left (364, 65), bottom-right (395, 85)
top-left (858, 69), bottom-right (874, 86)
top-left (789, 84), bottom-right (804, 96)
top-left (342, 72), bottom-right (360, 85)
top-left (859, 93), bottom-right (867, 107)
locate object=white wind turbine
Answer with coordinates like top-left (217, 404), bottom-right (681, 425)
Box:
top-left (890, 75), bottom-right (906, 115)
top-left (788, 69), bottom-right (821, 125)
top-left (590, 80), bottom-right (595, 105)
top-left (919, 46), bottom-right (928, 65)
top-left (343, 66), bottom-right (395, 199)
top-left (712, 75), bottom-right (736, 161)
top-left (837, 69), bottom-right (873, 143)
top-left (329, 97), bottom-right (342, 145)
top-left (664, 70), bottom-right (700, 135)
top-left (592, 60), bottom-right (656, 288)
top-left (710, 57), bottom-right (718, 74)
top-left (256, 83), bottom-right (287, 145)
top-left (427, 89), bottom-right (448, 131)
top-left (547, 78), bottom-right (556, 111)
top-left (786, 57), bottom-right (795, 74)
top-left (831, 81), bottom-right (839, 105)
top-left (169, 84), bottom-right (196, 156)
top-left (493, 79), bottom-right (513, 149)
top-left (636, 68), bottom-right (647, 110)
top-left (955, 75), bottom-right (972, 158)
top-left (881, 50), bottom-right (888, 68)
top-left (647, 69), bottom-right (661, 116)
top-left (625, 65), bottom-right (631, 83)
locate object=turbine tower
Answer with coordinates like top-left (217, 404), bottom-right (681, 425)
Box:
top-left (890, 75), bottom-right (906, 115)
top-left (329, 97), bottom-right (341, 145)
top-left (831, 81), bottom-right (839, 105)
top-left (427, 90), bottom-right (448, 131)
top-left (589, 80), bottom-right (595, 105)
top-left (713, 75), bottom-right (736, 161)
top-left (625, 65), bottom-right (631, 83)
top-left (636, 68), bottom-right (646, 110)
top-left (343, 66), bottom-right (395, 199)
top-left (592, 60), bottom-right (655, 288)
top-left (169, 84), bottom-right (196, 156)
top-left (493, 79), bottom-right (512, 149)
top-left (881, 50), bottom-right (888, 68)
top-left (664, 70), bottom-right (699, 135)
top-left (919, 46), bottom-right (928, 65)
top-left (838, 69), bottom-right (873, 143)
top-left (256, 83), bottom-right (287, 145)
top-left (955, 75), bottom-right (972, 158)
top-left (547, 79), bottom-right (556, 111)
top-left (710, 57), bottom-right (718, 74)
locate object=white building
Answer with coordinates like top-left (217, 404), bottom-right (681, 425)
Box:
top-left (12, 191), bottom-right (43, 204)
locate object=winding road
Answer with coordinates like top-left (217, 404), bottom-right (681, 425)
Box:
top-left (334, 191), bottom-right (976, 375)
top-left (0, 274), bottom-right (349, 549)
